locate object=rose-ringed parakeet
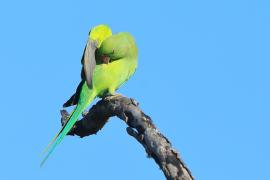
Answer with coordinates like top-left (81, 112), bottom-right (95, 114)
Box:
top-left (41, 25), bottom-right (138, 166)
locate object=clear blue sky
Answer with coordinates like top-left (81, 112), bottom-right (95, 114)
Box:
top-left (0, 0), bottom-right (269, 179)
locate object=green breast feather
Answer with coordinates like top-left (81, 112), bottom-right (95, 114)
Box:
top-left (93, 32), bottom-right (138, 96)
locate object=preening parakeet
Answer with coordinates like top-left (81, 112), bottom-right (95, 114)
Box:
top-left (41, 25), bottom-right (138, 166)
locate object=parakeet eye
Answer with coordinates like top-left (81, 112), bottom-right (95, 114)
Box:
top-left (107, 49), bottom-right (115, 56)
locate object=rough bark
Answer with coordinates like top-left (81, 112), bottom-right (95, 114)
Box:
top-left (61, 95), bottom-right (194, 180)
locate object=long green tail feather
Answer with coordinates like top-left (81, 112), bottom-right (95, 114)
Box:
top-left (40, 109), bottom-right (75, 157)
top-left (41, 85), bottom-right (96, 166)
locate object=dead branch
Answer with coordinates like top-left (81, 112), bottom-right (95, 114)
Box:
top-left (61, 95), bottom-right (194, 180)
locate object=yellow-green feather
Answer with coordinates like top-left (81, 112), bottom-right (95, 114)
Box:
top-left (41, 25), bottom-right (112, 166)
top-left (41, 28), bottom-right (138, 166)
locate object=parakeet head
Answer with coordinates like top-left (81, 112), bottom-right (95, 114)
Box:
top-left (97, 32), bottom-right (137, 60)
top-left (89, 24), bottom-right (112, 48)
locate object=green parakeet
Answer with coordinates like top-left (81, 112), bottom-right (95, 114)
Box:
top-left (41, 24), bottom-right (138, 166)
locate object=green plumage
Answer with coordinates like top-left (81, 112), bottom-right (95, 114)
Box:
top-left (41, 25), bottom-right (138, 166)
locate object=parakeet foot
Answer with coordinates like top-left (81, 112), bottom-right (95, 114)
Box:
top-left (104, 93), bottom-right (123, 100)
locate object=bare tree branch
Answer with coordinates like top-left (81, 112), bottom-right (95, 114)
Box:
top-left (61, 95), bottom-right (194, 180)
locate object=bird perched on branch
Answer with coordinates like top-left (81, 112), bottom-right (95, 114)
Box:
top-left (41, 24), bottom-right (138, 166)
